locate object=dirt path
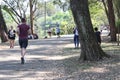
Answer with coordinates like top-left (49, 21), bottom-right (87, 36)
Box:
top-left (0, 36), bottom-right (120, 80)
top-left (0, 37), bottom-right (74, 80)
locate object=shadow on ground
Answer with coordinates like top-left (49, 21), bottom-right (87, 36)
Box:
top-left (0, 37), bottom-right (119, 80)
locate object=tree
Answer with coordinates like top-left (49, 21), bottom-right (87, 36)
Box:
top-left (29, 0), bottom-right (35, 34)
top-left (3, 0), bottom-right (28, 24)
top-left (70, 0), bottom-right (110, 61)
top-left (3, 0), bottom-right (49, 34)
top-left (107, 0), bottom-right (116, 41)
top-left (100, 0), bottom-right (116, 41)
top-left (89, 1), bottom-right (108, 27)
top-left (0, 5), bottom-right (8, 42)
top-left (114, 0), bottom-right (120, 19)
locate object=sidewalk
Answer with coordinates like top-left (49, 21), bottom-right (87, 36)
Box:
top-left (0, 36), bottom-right (74, 80)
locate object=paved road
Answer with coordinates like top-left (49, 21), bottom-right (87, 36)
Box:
top-left (0, 36), bottom-right (74, 80)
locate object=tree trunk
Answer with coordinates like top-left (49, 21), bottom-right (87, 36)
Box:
top-left (70, 0), bottom-right (110, 61)
top-left (0, 30), bottom-right (8, 43)
top-left (29, 0), bottom-right (34, 34)
top-left (101, 0), bottom-right (116, 41)
top-left (107, 0), bottom-right (116, 41)
top-left (0, 5), bottom-right (8, 42)
top-left (102, 0), bottom-right (109, 21)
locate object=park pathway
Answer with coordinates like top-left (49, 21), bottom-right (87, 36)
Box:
top-left (0, 36), bottom-right (75, 80)
top-left (0, 35), bottom-right (120, 80)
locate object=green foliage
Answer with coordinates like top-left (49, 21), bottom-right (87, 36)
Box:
top-left (116, 19), bottom-right (120, 27)
top-left (2, 10), bottom-right (16, 28)
top-left (113, 0), bottom-right (120, 19)
top-left (51, 11), bottom-right (75, 34)
top-left (2, 0), bottom-right (111, 36)
top-left (89, 1), bottom-right (108, 28)
top-left (38, 11), bottom-right (75, 35)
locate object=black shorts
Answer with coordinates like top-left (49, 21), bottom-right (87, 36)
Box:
top-left (8, 36), bottom-right (15, 40)
top-left (19, 38), bottom-right (28, 48)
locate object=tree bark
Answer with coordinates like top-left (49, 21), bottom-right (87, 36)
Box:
top-left (107, 0), bottom-right (116, 41)
top-left (102, 0), bottom-right (109, 21)
top-left (29, 0), bottom-right (34, 34)
top-left (0, 5), bottom-right (8, 42)
top-left (70, 0), bottom-right (110, 61)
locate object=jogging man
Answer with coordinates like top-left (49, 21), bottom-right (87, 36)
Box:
top-left (17, 18), bottom-right (30, 64)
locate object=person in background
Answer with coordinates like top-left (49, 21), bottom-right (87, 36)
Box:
top-left (94, 27), bottom-right (101, 45)
top-left (47, 27), bottom-right (52, 38)
top-left (28, 34), bottom-right (33, 39)
top-left (33, 33), bottom-right (38, 39)
top-left (56, 26), bottom-right (60, 38)
top-left (73, 27), bottom-right (79, 48)
top-left (8, 26), bottom-right (16, 48)
top-left (17, 18), bottom-right (30, 64)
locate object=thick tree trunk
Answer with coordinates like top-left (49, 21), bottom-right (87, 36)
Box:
top-left (70, 0), bottom-right (110, 61)
top-left (0, 5), bottom-right (8, 42)
top-left (107, 0), bottom-right (116, 41)
top-left (0, 30), bottom-right (8, 43)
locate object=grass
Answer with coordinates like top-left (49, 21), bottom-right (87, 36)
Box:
top-left (62, 42), bottom-right (120, 76)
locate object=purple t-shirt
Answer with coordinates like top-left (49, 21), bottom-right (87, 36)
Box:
top-left (18, 23), bottom-right (30, 39)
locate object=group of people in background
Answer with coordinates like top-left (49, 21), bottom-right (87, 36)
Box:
top-left (7, 19), bottom-right (102, 64)
top-left (47, 26), bottom-right (61, 38)
top-left (73, 26), bottom-right (101, 49)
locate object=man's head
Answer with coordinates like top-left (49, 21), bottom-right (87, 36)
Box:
top-left (94, 27), bottom-right (98, 31)
top-left (21, 18), bottom-right (26, 23)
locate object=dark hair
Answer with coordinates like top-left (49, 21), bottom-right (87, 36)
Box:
top-left (21, 18), bottom-right (26, 22)
top-left (94, 27), bottom-right (98, 31)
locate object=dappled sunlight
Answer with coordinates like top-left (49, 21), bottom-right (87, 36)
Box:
top-left (0, 70), bottom-right (57, 80)
top-left (64, 43), bottom-right (74, 48)
top-left (27, 54), bottom-right (80, 61)
top-left (83, 67), bottom-right (109, 73)
top-left (0, 45), bottom-right (20, 50)
top-left (103, 63), bottom-right (119, 67)
top-left (0, 46), bottom-right (9, 50)
top-left (102, 43), bottom-right (120, 50)
top-left (0, 36), bottom-right (119, 80)
top-left (33, 71), bottom-right (64, 80)
top-left (28, 44), bottom-right (61, 50)
top-left (0, 56), bottom-right (19, 61)
top-left (117, 62), bottom-right (120, 65)
top-left (0, 70), bottom-right (22, 77)
top-left (28, 45), bottom-right (43, 49)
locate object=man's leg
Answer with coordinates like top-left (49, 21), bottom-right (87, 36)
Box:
top-left (21, 48), bottom-right (26, 57)
top-left (21, 48), bottom-right (26, 64)
top-left (20, 39), bottom-right (28, 64)
top-left (11, 40), bottom-right (14, 48)
top-left (10, 40), bottom-right (12, 48)
top-left (76, 36), bottom-right (79, 48)
top-left (74, 36), bottom-right (77, 48)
